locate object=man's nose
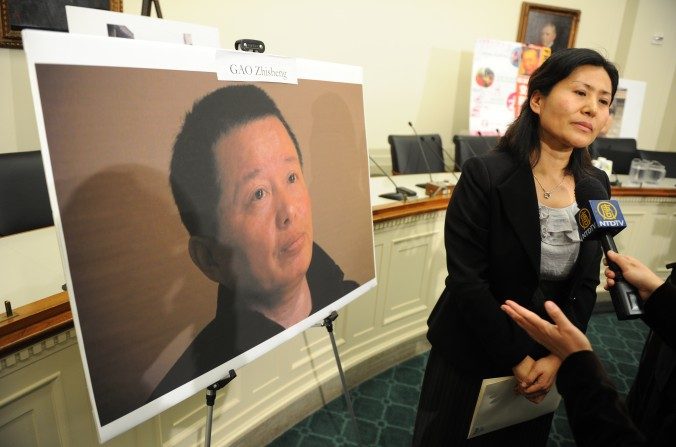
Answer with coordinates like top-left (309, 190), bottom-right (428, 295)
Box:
top-left (276, 188), bottom-right (295, 228)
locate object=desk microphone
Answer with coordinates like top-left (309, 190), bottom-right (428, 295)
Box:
top-left (368, 155), bottom-right (417, 201)
top-left (575, 176), bottom-right (643, 320)
top-left (419, 134), bottom-right (461, 183)
top-left (407, 122), bottom-right (435, 185)
top-left (476, 130), bottom-right (498, 154)
top-left (408, 121), bottom-right (457, 197)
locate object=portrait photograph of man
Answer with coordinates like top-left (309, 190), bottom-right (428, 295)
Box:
top-left (34, 63), bottom-right (375, 429)
top-left (151, 84), bottom-right (361, 399)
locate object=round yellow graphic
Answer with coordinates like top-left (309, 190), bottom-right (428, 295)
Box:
top-left (596, 202), bottom-right (618, 220)
top-left (578, 209), bottom-right (592, 229)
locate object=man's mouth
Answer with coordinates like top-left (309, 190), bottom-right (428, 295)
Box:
top-left (281, 233), bottom-right (306, 256)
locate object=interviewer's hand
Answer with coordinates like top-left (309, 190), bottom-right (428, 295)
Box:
top-left (604, 250), bottom-right (664, 301)
top-left (501, 300), bottom-right (592, 361)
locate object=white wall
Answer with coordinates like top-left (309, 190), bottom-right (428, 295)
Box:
top-left (1, 0), bottom-right (674, 154)
top-left (622, 0), bottom-right (676, 150)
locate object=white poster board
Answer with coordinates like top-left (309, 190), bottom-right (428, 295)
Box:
top-left (602, 78), bottom-right (646, 139)
top-left (23, 29), bottom-right (376, 442)
top-left (66, 5), bottom-right (220, 46)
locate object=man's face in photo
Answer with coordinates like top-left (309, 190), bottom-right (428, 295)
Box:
top-left (209, 116), bottom-right (314, 300)
top-left (540, 24), bottom-right (557, 48)
top-left (521, 49), bottom-right (538, 75)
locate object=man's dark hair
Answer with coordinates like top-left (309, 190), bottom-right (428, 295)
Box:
top-left (497, 48), bottom-right (619, 180)
top-left (170, 85), bottom-right (301, 238)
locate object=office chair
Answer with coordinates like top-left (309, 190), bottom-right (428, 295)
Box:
top-left (388, 134), bottom-right (445, 174)
top-left (452, 135), bottom-right (499, 170)
top-left (588, 137), bottom-right (640, 175)
top-left (0, 150), bottom-right (54, 236)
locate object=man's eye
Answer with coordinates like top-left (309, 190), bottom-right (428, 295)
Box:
top-left (253, 188), bottom-right (265, 200)
top-left (288, 172), bottom-right (297, 183)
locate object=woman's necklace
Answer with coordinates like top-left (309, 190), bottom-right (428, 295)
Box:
top-left (533, 173), bottom-right (566, 199)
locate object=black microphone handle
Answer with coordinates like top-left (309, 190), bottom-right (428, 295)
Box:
top-left (599, 233), bottom-right (644, 320)
top-left (408, 122), bottom-right (434, 182)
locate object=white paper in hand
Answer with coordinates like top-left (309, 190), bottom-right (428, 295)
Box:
top-left (467, 376), bottom-right (561, 439)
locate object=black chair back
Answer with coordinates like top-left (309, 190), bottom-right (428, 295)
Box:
top-left (388, 134), bottom-right (445, 174)
top-left (452, 135), bottom-right (498, 170)
top-left (589, 137), bottom-right (640, 175)
top-left (0, 151), bottom-right (54, 236)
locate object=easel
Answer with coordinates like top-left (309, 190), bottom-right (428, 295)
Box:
top-left (141, 0), bottom-right (163, 18)
top-left (198, 37), bottom-right (361, 445)
top-left (204, 369), bottom-right (237, 447)
top-left (315, 311), bottom-right (362, 446)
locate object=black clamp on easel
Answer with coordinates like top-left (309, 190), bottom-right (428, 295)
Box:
top-left (204, 369), bottom-right (237, 447)
top-left (316, 311), bottom-right (362, 446)
top-left (234, 39), bottom-right (265, 53)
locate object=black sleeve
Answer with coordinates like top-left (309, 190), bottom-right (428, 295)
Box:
top-left (444, 157), bottom-right (538, 369)
top-left (642, 282), bottom-right (676, 349)
top-left (557, 351), bottom-right (646, 446)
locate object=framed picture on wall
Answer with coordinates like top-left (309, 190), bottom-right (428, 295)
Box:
top-left (0, 0), bottom-right (123, 49)
top-left (516, 2), bottom-right (580, 53)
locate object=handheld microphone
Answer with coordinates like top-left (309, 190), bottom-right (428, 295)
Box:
top-left (575, 176), bottom-right (643, 320)
top-left (368, 155), bottom-right (417, 201)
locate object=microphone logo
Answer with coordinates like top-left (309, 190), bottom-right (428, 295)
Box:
top-left (577, 199), bottom-right (627, 241)
top-left (578, 209), bottom-right (592, 229)
top-left (597, 202), bottom-right (618, 220)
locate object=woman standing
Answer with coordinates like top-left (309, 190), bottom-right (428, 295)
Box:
top-left (413, 48), bottom-right (619, 445)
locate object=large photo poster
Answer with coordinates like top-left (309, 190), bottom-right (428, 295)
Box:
top-left (24, 31), bottom-right (376, 442)
top-left (469, 38), bottom-right (550, 135)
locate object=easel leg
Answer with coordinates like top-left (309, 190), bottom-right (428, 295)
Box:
top-left (204, 369), bottom-right (237, 447)
top-left (322, 311), bottom-right (362, 446)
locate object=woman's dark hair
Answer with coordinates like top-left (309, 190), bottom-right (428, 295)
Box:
top-left (496, 48), bottom-right (619, 179)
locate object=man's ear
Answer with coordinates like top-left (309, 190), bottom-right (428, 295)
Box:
top-left (530, 91), bottom-right (543, 115)
top-left (188, 236), bottom-right (222, 284)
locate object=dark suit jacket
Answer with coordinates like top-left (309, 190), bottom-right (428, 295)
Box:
top-left (148, 243), bottom-right (358, 401)
top-left (427, 150), bottom-right (610, 376)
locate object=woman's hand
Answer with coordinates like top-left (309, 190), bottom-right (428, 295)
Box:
top-left (512, 355), bottom-right (535, 389)
top-left (521, 354), bottom-right (561, 403)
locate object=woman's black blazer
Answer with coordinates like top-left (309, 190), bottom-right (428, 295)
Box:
top-left (427, 150), bottom-right (610, 377)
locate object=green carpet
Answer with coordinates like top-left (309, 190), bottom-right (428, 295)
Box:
top-left (268, 312), bottom-right (649, 446)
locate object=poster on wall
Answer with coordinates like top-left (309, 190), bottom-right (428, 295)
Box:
top-left (600, 78), bottom-right (646, 140)
top-left (469, 38), bottom-right (550, 135)
top-left (23, 30), bottom-right (376, 442)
